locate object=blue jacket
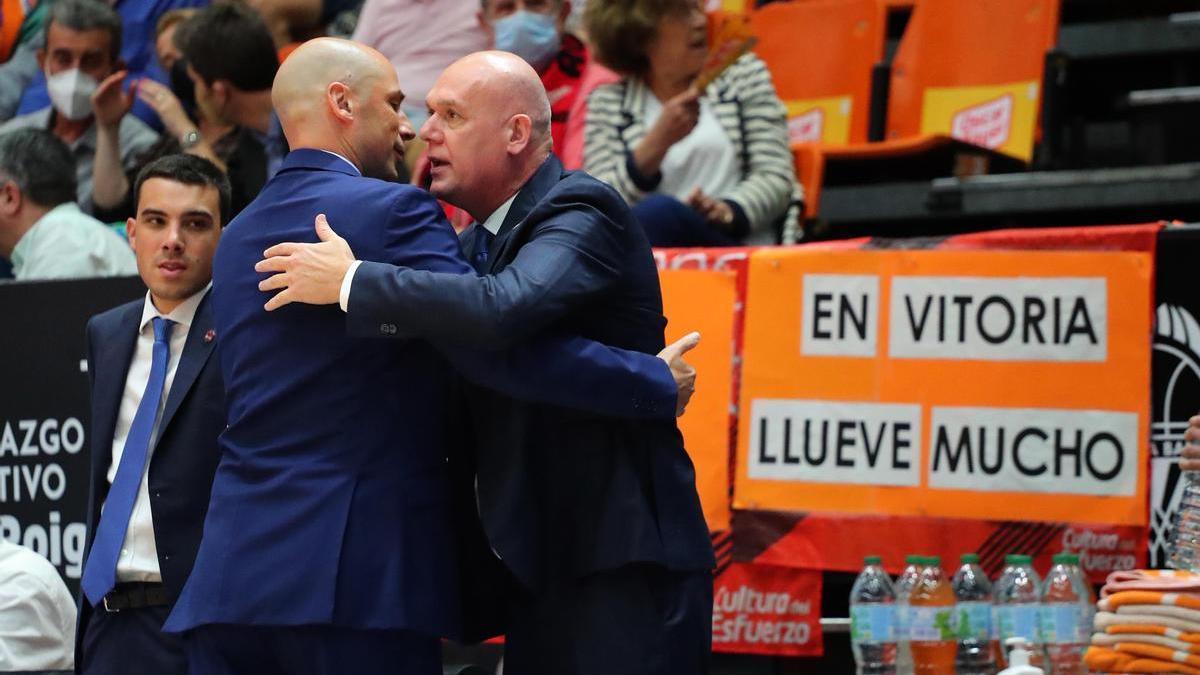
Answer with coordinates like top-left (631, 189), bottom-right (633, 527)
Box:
top-left (164, 150), bottom-right (678, 638)
top-left (347, 156), bottom-right (716, 607)
top-left (77, 293), bottom-right (224, 667)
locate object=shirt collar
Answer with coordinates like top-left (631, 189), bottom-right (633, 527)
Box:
top-left (480, 193), bottom-right (518, 236)
top-left (41, 107), bottom-right (96, 151)
top-left (314, 149), bottom-right (361, 176)
top-left (10, 203), bottom-right (80, 274)
top-left (139, 283), bottom-right (212, 334)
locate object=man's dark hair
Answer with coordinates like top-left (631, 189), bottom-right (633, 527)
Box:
top-left (134, 155), bottom-right (233, 227)
top-left (0, 129), bottom-right (78, 208)
top-left (44, 0), bottom-right (123, 64)
top-left (182, 2), bottom-right (278, 92)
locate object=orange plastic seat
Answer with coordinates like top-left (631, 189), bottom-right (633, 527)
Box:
top-left (0, 0), bottom-right (28, 63)
top-left (751, 0), bottom-right (884, 146)
top-left (885, 0), bottom-right (1061, 161)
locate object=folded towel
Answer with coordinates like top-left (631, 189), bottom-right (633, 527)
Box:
top-left (1085, 645), bottom-right (1200, 674)
top-left (1104, 570), bottom-right (1200, 598)
top-left (1092, 631), bottom-right (1200, 654)
top-left (1103, 591), bottom-right (1200, 613)
top-left (1111, 604), bottom-right (1200, 627)
top-left (1096, 610), bottom-right (1200, 637)
top-left (1117, 641), bottom-right (1200, 668)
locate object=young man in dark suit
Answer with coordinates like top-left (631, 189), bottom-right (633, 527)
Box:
top-left (76, 154), bottom-right (231, 675)
top-left (257, 51), bottom-right (715, 675)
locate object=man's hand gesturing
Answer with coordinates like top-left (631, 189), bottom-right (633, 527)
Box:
top-left (256, 214), bottom-right (356, 311)
top-left (658, 332), bottom-right (701, 417)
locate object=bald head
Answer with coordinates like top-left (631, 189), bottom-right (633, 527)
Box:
top-left (445, 51), bottom-right (552, 152)
top-left (272, 38), bottom-right (412, 180)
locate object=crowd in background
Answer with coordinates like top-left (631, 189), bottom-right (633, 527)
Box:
top-left (0, 0), bottom-right (802, 282)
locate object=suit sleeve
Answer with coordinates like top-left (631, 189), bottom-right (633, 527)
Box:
top-left (352, 195), bottom-right (626, 349)
top-left (380, 189), bottom-right (676, 420)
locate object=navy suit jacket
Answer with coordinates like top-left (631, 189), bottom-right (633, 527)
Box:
top-left (76, 292), bottom-right (224, 665)
top-left (348, 156), bottom-right (716, 604)
top-left (164, 150), bottom-right (680, 638)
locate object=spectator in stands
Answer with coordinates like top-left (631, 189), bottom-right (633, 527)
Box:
top-left (155, 9), bottom-right (196, 72)
top-left (478, 0), bottom-right (587, 153)
top-left (77, 154), bottom-right (229, 675)
top-left (178, 2), bottom-right (286, 178)
top-left (0, 0), bottom-right (160, 213)
top-left (0, 129), bottom-right (136, 280)
top-left (10, 0), bottom-right (207, 128)
top-left (0, 539), bottom-right (77, 671)
top-left (583, 0), bottom-right (802, 245)
top-left (353, 0), bottom-right (487, 129)
top-left (92, 10), bottom-right (268, 220)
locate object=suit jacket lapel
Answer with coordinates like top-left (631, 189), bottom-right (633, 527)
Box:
top-left (488, 156), bottom-right (564, 270)
top-left (90, 303), bottom-right (142, 501)
top-left (155, 292), bottom-right (216, 446)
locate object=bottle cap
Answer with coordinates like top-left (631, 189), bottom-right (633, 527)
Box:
top-left (961, 553), bottom-right (980, 564)
top-left (906, 554), bottom-right (923, 565)
top-left (927, 555), bottom-right (941, 566)
top-left (864, 555), bottom-right (882, 565)
top-left (1053, 552), bottom-right (1080, 565)
top-left (1005, 554), bottom-right (1033, 565)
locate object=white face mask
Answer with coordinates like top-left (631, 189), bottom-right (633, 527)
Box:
top-left (46, 68), bottom-right (99, 121)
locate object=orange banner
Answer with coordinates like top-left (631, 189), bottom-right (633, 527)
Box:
top-left (734, 248), bottom-right (1153, 525)
top-left (660, 269), bottom-right (738, 532)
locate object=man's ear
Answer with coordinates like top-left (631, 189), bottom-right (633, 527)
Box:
top-left (558, 0), bottom-right (572, 32)
top-left (0, 182), bottom-right (21, 217)
top-left (506, 114), bottom-right (533, 155)
top-left (327, 81), bottom-right (354, 123)
top-left (125, 216), bottom-right (137, 251)
top-left (35, 48), bottom-right (45, 71)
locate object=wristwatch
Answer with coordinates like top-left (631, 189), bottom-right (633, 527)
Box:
top-left (180, 129), bottom-right (202, 150)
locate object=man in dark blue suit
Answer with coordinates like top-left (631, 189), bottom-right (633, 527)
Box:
top-left (257, 52), bottom-right (715, 675)
top-left (77, 154), bottom-right (231, 675)
top-left (165, 39), bottom-right (698, 675)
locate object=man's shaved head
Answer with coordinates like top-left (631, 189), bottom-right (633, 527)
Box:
top-left (273, 38), bottom-right (414, 180)
top-left (421, 51), bottom-right (554, 221)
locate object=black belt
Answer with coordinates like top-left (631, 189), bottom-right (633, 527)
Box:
top-left (101, 582), bottom-right (169, 612)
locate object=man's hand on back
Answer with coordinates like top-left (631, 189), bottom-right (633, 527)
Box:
top-left (658, 332), bottom-right (701, 417)
top-left (1181, 415), bottom-right (1200, 471)
top-left (256, 214), bottom-right (355, 311)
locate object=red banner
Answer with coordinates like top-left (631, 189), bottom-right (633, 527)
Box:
top-left (712, 562), bottom-right (824, 657)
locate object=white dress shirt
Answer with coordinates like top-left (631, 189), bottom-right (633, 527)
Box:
top-left (0, 539), bottom-right (76, 670)
top-left (337, 192), bottom-right (518, 311)
top-left (105, 284), bottom-right (211, 582)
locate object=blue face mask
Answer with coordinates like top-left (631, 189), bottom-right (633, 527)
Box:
top-left (494, 10), bottom-right (561, 73)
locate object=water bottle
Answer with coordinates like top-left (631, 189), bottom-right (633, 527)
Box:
top-left (994, 554), bottom-right (1043, 669)
top-left (851, 555), bottom-right (899, 674)
top-left (1040, 553), bottom-right (1093, 675)
top-left (909, 556), bottom-right (956, 674)
top-left (1171, 474), bottom-right (1200, 571)
top-left (953, 553), bottom-right (995, 674)
top-left (895, 554), bottom-right (923, 673)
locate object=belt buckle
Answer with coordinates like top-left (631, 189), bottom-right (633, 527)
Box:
top-left (102, 594), bottom-right (120, 613)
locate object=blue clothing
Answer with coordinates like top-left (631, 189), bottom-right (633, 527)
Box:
top-left (346, 156), bottom-right (716, 640)
top-left (17, 0), bottom-right (210, 129)
top-left (182, 624), bottom-right (439, 675)
top-left (165, 150), bottom-right (678, 642)
top-left (632, 193), bottom-right (740, 248)
top-left (76, 294), bottom-right (224, 673)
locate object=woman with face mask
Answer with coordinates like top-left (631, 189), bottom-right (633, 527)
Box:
top-left (582, 0), bottom-right (803, 246)
top-left (91, 12), bottom-right (267, 222)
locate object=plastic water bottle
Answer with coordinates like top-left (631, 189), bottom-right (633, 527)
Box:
top-left (894, 554), bottom-right (923, 673)
top-left (909, 556), bottom-right (956, 674)
top-left (994, 554), bottom-right (1043, 669)
top-left (1170, 475), bottom-right (1200, 571)
top-left (953, 553), bottom-right (995, 674)
top-left (851, 555), bottom-right (898, 674)
top-left (1040, 553), bottom-right (1093, 675)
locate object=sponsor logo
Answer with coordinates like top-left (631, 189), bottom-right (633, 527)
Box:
top-left (951, 94), bottom-right (1014, 149)
top-left (788, 109), bottom-right (824, 144)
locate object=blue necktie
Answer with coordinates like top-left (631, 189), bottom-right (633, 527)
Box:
top-left (472, 225), bottom-right (493, 274)
top-left (81, 316), bottom-right (174, 606)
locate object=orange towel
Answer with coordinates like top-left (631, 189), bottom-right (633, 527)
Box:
top-left (1086, 645), bottom-right (1200, 674)
top-left (1104, 591), bottom-right (1200, 612)
top-left (1104, 623), bottom-right (1200, 644)
top-left (1092, 631), bottom-right (1200, 654)
top-left (1117, 641), bottom-right (1200, 668)
top-left (1103, 570), bottom-right (1200, 598)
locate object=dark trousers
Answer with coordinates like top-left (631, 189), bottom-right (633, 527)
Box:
top-left (182, 623), bottom-right (441, 675)
top-left (502, 564), bottom-right (713, 675)
top-left (79, 604), bottom-right (189, 675)
top-left (632, 194), bottom-right (739, 248)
